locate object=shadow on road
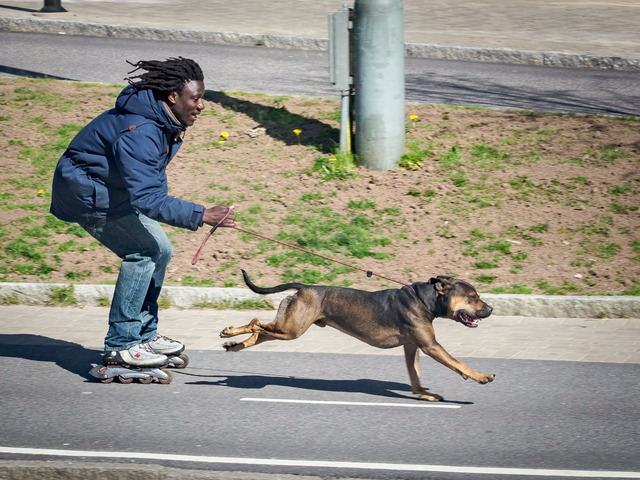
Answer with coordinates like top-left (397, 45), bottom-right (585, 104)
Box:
top-left (0, 334), bottom-right (101, 380)
top-left (184, 372), bottom-right (471, 405)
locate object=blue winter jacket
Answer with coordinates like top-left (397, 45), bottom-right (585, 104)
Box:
top-left (50, 85), bottom-right (205, 231)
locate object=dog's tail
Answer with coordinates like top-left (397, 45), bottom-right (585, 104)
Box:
top-left (242, 269), bottom-right (305, 295)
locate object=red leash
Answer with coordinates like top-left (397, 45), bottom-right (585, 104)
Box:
top-left (191, 208), bottom-right (233, 265)
top-left (232, 226), bottom-right (409, 287)
top-left (191, 214), bottom-right (409, 287)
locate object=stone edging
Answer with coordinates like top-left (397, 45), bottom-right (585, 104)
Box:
top-left (1, 282), bottom-right (638, 318)
top-left (2, 17), bottom-right (639, 72)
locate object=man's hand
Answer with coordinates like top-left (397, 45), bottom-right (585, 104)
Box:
top-left (203, 205), bottom-right (236, 228)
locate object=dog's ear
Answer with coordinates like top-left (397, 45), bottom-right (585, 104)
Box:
top-left (428, 276), bottom-right (453, 295)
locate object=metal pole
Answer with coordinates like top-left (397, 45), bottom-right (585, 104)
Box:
top-left (329, 4), bottom-right (353, 153)
top-left (39, 0), bottom-right (67, 13)
top-left (353, 0), bottom-right (405, 171)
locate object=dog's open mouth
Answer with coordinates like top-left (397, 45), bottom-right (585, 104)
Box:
top-left (458, 311), bottom-right (481, 328)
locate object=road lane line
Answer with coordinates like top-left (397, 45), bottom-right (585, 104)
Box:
top-left (240, 397), bottom-right (461, 408)
top-left (1, 447), bottom-right (639, 478)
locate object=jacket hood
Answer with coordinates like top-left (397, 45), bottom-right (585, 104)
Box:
top-left (115, 85), bottom-right (183, 132)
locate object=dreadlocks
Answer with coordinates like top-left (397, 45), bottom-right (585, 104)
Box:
top-left (125, 57), bottom-right (204, 95)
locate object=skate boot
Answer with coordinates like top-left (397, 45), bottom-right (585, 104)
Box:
top-left (146, 334), bottom-right (189, 369)
top-left (89, 343), bottom-right (172, 384)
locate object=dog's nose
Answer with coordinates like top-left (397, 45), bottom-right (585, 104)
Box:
top-left (485, 304), bottom-right (493, 315)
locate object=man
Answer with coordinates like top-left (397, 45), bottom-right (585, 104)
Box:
top-left (50, 57), bottom-right (235, 368)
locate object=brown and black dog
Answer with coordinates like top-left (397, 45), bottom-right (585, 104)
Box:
top-left (220, 270), bottom-right (495, 401)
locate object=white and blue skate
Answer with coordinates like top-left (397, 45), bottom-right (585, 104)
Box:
top-left (147, 334), bottom-right (189, 369)
top-left (89, 343), bottom-right (173, 384)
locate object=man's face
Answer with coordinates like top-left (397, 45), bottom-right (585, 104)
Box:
top-left (167, 80), bottom-right (205, 127)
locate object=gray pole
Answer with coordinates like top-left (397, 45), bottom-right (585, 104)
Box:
top-left (39, 0), bottom-right (67, 12)
top-left (353, 0), bottom-right (405, 171)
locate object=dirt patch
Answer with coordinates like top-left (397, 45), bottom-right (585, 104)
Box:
top-left (1, 77), bottom-right (639, 296)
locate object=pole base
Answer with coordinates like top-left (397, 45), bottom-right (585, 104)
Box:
top-left (39, 1), bottom-right (68, 13)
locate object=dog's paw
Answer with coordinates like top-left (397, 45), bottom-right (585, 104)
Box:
top-left (413, 387), bottom-right (443, 402)
top-left (219, 327), bottom-right (234, 338)
top-left (479, 373), bottom-right (495, 384)
top-left (417, 392), bottom-right (443, 402)
top-left (222, 341), bottom-right (239, 352)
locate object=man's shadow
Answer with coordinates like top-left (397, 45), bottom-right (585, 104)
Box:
top-left (185, 372), bottom-right (471, 404)
top-left (0, 334), bottom-right (102, 381)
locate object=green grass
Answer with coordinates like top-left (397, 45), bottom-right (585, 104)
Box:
top-left (239, 204), bottom-right (394, 285)
top-left (399, 140), bottom-right (433, 170)
top-left (1, 77), bottom-right (638, 295)
top-left (312, 151), bottom-right (358, 181)
top-left (194, 298), bottom-right (275, 310)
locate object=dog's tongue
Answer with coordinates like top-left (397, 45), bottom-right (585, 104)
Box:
top-left (460, 312), bottom-right (479, 328)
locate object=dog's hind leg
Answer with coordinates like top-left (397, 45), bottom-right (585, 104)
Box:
top-left (220, 318), bottom-right (262, 338)
top-left (403, 343), bottom-right (443, 402)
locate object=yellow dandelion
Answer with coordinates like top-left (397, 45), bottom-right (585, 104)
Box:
top-left (37, 189), bottom-right (44, 196)
top-left (220, 131), bottom-right (229, 138)
top-left (293, 129), bottom-right (302, 135)
top-left (410, 115), bottom-right (418, 120)
top-left (219, 140), bottom-right (225, 145)
top-left (328, 158), bottom-right (336, 162)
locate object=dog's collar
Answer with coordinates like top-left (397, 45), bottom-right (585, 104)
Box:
top-left (406, 284), bottom-right (424, 305)
top-left (407, 283), bottom-right (439, 315)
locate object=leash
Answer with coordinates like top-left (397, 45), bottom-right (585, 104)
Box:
top-left (191, 212), bottom-right (409, 287)
top-left (232, 226), bottom-right (409, 287)
top-left (191, 208), bottom-right (233, 265)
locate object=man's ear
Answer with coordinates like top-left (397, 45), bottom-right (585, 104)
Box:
top-left (166, 90), bottom-right (178, 106)
top-left (428, 276), bottom-right (453, 295)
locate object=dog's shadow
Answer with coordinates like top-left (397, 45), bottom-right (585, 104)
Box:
top-left (0, 334), bottom-right (101, 381)
top-left (186, 372), bottom-right (471, 404)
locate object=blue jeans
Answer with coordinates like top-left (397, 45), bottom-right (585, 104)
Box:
top-left (81, 213), bottom-right (173, 351)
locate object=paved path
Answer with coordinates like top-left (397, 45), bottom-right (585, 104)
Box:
top-left (2, 305), bottom-right (639, 364)
top-left (1, 0), bottom-right (639, 69)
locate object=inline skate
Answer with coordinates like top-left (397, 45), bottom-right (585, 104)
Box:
top-left (147, 334), bottom-right (189, 369)
top-left (89, 343), bottom-right (173, 384)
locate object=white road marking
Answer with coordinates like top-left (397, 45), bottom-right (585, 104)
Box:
top-left (1, 446), bottom-right (639, 478)
top-left (240, 397), bottom-right (461, 408)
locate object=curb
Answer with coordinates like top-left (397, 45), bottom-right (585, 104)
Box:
top-left (0, 460), bottom-right (327, 480)
top-left (2, 17), bottom-right (639, 72)
top-left (1, 282), bottom-right (638, 319)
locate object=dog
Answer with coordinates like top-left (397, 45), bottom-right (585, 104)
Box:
top-left (220, 270), bottom-right (495, 401)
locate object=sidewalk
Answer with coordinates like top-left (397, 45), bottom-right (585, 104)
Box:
top-left (1, 0), bottom-right (639, 70)
top-left (1, 282), bottom-right (639, 363)
top-left (2, 303), bottom-right (640, 364)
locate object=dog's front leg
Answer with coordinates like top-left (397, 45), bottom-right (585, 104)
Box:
top-left (421, 341), bottom-right (494, 384)
top-left (403, 343), bottom-right (443, 402)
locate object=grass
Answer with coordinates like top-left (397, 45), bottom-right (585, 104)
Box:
top-left (255, 204), bottom-right (393, 285)
top-left (1, 77), bottom-right (639, 296)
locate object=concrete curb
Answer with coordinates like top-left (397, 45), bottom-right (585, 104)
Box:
top-left (0, 460), bottom-right (326, 480)
top-left (1, 282), bottom-right (638, 319)
top-left (2, 17), bottom-right (639, 72)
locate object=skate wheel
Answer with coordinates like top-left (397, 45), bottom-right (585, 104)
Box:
top-left (100, 377), bottom-right (114, 384)
top-left (158, 369), bottom-right (173, 385)
top-left (138, 375), bottom-right (153, 384)
top-left (118, 375), bottom-right (134, 384)
top-left (174, 354), bottom-right (189, 369)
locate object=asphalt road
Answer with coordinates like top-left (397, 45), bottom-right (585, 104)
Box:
top-left (1, 346), bottom-right (639, 479)
top-left (1, 31), bottom-right (639, 116)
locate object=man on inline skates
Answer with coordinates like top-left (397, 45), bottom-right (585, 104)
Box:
top-left (50, 57), bottom-right (235, 378)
